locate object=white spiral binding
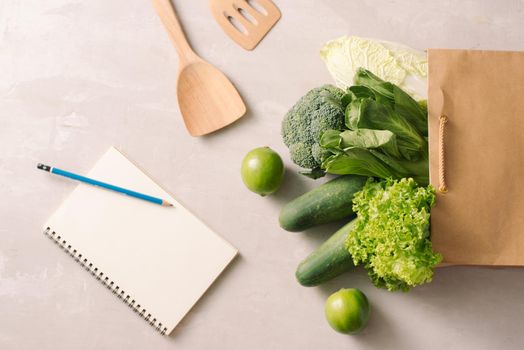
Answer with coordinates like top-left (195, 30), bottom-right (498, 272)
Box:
top-left (44, 227), bottom-right (168, 335)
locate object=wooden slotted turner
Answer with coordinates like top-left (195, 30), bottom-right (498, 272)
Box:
top-left (209, 0), bottom-right (281, 50)
top-left (152, 0), bottom-right (246, 136)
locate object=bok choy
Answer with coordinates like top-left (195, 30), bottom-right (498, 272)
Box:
top-left (320, 68), bottom-right (429, 185)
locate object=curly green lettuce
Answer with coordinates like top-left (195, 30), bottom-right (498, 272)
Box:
top-left (346, 178), bottom-right (442, 291)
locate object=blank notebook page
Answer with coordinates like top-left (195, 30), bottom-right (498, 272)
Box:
top-left (43, 147), bottom-right (237, 335)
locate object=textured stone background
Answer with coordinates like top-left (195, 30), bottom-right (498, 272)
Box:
top-left (1, 0), bottom-right (523, 349)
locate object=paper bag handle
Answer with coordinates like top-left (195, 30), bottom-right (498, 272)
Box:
top-left (438, 115), bottom-right (448, 193)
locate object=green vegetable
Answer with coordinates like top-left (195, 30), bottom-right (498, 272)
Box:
top-left (354, 69), bottom-right (428, 136)
top-left (321, 148), bottom-right (398, 180)
top-left (325, 288), bottom-right (370, 334)
top-left (295, 220), bottom-right (356, 286)
top-left (295, 178), bottom-right (442, 290)
top-left (281, 85), bottom-right (346, 175)
top-left (320, 69), bottom-right (429, 186)
top-left (279, 175), bottom-right (366, 232)
top-left (320, 36), bottom-right (427, 99)
top-left (323, 128), bottom-right (401, 158)
top-left (241, 147), bottom-right (284, 196)
top-left (346, 178), bottom-right (442, 291)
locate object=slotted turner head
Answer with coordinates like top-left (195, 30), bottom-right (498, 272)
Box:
top-left (209, 0), bottom-right (281, 50)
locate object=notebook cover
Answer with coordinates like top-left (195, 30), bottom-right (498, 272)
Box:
top-left (43, 147), bottom-right (237, 334)
top-left (428, 49), bottom-right (524, 265)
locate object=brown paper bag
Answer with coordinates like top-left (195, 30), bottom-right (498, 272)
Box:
top-left (428, 49), bottom-right (524, 265)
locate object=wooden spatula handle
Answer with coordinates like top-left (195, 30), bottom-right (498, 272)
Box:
top-left (151, 0), bottom-right (197, 62)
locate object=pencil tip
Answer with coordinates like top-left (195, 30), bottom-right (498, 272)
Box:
top-left (37, 163), bottom-right (51, 172)
top-left (162, 201), bottom-right (174, 207)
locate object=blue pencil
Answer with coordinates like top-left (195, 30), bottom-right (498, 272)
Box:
top-left (37, 163), bottom-right (173, 207)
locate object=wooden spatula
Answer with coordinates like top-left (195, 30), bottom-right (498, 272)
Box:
top-left (152, 0), bottom-right (246, 136)
top-left (209, 0), bottom-right (281, 50)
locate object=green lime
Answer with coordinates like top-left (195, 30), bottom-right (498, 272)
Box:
top-left (241, 147), bottom-right (284, 196)
top-left (325, 288), bottom-right (370, 334)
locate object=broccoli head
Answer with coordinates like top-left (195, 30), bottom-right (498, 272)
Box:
top-left (282, 85), bottom-right (346, 170)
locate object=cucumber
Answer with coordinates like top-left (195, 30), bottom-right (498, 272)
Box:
top-left (296, 220), bottom-right (356, 286)
top-left (279, 175), bottom-right (366, 232)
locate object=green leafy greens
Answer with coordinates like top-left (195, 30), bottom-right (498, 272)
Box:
top-left (346, 178), bottom-right (442, 292)
top-left (320, 68), bottom-right (429, 185)
top-left (320, 36), bottom-right (428, 99)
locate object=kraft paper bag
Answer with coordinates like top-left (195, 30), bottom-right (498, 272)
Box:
top-left (428, 49), bottom-right (524, 265)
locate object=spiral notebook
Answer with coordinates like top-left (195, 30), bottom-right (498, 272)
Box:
top-left (43, 147), bottom-right (237, 335)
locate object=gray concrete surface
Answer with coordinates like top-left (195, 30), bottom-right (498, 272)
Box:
top-left (1, 0), bottom-right (524, 349)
